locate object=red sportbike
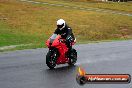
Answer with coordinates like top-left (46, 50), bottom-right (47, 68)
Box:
top-left (46, 34), bottom-right (77, 69)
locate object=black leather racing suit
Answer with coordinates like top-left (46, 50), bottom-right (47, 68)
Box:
top-left (54, 24), bottom-right (75, 51)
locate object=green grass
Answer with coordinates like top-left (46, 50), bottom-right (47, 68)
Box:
top-left (0, 0), bottom-right (132, 51)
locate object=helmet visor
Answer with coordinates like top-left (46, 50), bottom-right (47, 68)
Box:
top-left (57, 23), bottom-right (64, 29)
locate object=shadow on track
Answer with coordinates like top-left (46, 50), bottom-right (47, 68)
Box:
top-left (45, 65), bottom-right (78, 74)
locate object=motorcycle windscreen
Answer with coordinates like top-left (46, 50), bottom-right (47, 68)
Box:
top-left (50, 34), bottom-right (58, 43)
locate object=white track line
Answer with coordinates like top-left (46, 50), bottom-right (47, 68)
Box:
top-left (18, 0), bottom-right (132, 17)
top-left (0, 44), bottom-right (32, 51)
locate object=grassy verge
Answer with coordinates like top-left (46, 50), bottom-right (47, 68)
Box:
top-left (0, 0), bottom-right (132, 51)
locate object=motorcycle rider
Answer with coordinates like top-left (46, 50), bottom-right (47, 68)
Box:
top-left (54, 19), bottom-right (75, 57)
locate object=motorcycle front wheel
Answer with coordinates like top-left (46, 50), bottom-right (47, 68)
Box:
top-left (68, 48), bottom-right (77, 65)
top-left (46, 50), bottom-right (58, 69)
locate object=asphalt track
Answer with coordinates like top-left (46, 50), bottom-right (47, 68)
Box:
top-left (0, 40), bottom-right (132, 88)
